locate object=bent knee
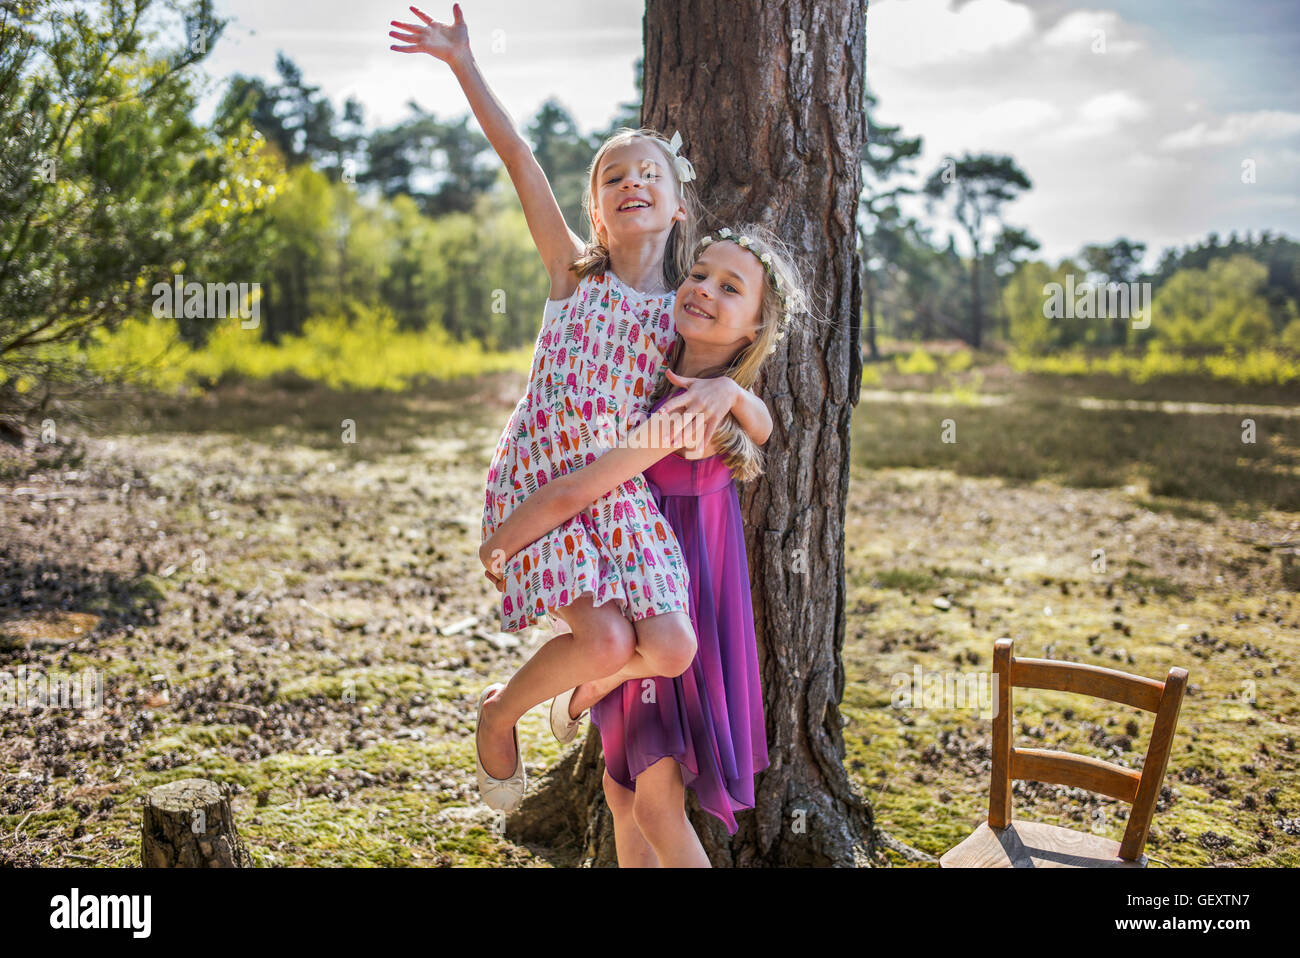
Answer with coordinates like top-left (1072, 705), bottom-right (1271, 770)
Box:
top-left (646, 620), bottom-right (697, 677)
top-left (585, 617), bottom-right (636, 673)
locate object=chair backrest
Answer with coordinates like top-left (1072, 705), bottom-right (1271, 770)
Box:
top-left (988, 638), bottom-right (1188, 861)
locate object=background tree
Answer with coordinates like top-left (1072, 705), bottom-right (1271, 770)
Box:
top-left (511, 0), bottom-right (883, 867)
top-left (0, 0), bottom-right (282, 422)
top-left (1080, 237), bottom-right (1146, 345)
top-left (1153, 255), bottom-right (1276, 351)
top-left (886, 228), bottom-right (971, 343)
top-left (923, 152), bottom-right (1031, 348)
top-left (525, 98), bottom-right (594, 230)
top-left (983, 225), bottom-right (1040, 342)
top-left (858, 83), bottom-right (922, 360)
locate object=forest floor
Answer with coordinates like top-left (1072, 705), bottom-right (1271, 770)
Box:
top-left (1, 366), bottom-right (1298, 867)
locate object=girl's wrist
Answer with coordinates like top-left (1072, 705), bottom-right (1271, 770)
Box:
top-left (448, 50), bottom-right (476, 76)
top-left (726, 377), bottom-right (745, 413)
top-left (485, 534), bottom-right (514, 570)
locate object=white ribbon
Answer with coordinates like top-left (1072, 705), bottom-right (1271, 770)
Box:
top-left (667, 130), bottom-right (696, 183)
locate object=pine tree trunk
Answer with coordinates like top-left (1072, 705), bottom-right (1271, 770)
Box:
top-left (509, 0), bottom-right (877, 867)
top-left (969, 242), bottom-right (983, 349)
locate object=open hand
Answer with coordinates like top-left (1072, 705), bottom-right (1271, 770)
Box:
top-left (657, 369), bottom-right (738, 452)
top-left (390, 3), bottom-right (469, 65)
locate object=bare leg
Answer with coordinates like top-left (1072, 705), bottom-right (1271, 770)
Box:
top-left (477, 594), bottom-right (635, 779)
top-left (632, 757), bottom-right (710, 868)
top-left (603, 769), bottom-right (657, 868)
top-left (569, 611), bottom-right (696, 717)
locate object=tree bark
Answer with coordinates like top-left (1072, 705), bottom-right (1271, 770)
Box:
top-left (510, 0), bottom-right (878, 867)
top-left (141, 778), bottom-right (251, 867)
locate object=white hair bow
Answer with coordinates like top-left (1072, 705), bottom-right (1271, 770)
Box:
top-left (667, 130), bottom-right (696, 183)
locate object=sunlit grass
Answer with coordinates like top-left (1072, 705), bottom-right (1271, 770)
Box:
top-left (1010, 345), bottom-right (1300, 387)
top-left (64, 305), bottom-right (533, 394)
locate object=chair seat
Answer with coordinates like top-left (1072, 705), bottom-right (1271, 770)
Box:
top-left (939, 820), bottom-right (1147, 868)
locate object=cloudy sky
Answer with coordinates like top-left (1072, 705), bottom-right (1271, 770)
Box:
top-left (189, 0), bottom-right (1300, 265)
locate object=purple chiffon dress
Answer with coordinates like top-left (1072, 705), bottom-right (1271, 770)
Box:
top-left (589, 390), bottom-right (770, 834)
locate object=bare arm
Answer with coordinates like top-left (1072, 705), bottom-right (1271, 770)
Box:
top-left (728, 386), bottom-right (774, 445)
top-left (659, 370), bottom-right (774, 447)
top-left (391, 5), bottom-right (584, 296)
top-left (479, 411), bottom-right (688, 577)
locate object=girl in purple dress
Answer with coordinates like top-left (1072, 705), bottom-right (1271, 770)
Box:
top-left (481, 224), bottom-right (806, 866)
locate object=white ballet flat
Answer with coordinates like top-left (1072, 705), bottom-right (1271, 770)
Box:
top-left (475, 683), bottom-right (526, 812)
top-left (549, 686), bottom-right (588, 744)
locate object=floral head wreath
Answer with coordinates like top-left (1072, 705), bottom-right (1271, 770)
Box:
top-left (699, 227), bottom-right (805, 353)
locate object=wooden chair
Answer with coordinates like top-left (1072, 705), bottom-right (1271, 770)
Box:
top-left (940, 638), bottom-right (1188, 868)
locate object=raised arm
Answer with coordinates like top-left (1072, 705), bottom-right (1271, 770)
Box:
top-left (479, 410), bottom-right (690, 580)
top-left (390, 5), bottom-right (584, 295)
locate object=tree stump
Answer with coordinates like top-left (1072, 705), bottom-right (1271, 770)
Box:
top-left (141, 778), bottom-right (250, 867)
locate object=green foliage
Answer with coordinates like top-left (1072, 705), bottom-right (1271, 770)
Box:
top-left (922, 152), bottom-right (1034, 348)
top-left (1003, 258), bottom-right (1128, 353)
top-left (1151, 231), bottom-right (1300, 318)
top-left (79, 303), bottom-right (532, 393)
top-left (894, 346), bottom-right (939, 375)
top-left (943, 350), bottom-right (972, 373)
top-left (0, 0), bottom-right (284, 411)
top-left (1003, 260), bottom-right (1056, 354)
top-left (527, 98), bottom-right (597, 229)
top-left (255, 163), bottom-right (548, 349)
top-left (1009, 344), bottom-right (1300, 386)
top-left (1002, 249), bottom-right (1300, 365)
top-left (1282, 318), bottom-right (1300, 351)
top-left (1152, 255), bottom-right (1276, 350)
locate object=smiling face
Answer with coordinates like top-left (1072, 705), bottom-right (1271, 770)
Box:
top-left (589, 140), bottom-right (686, 247)
top-left (673, 241), bottom-right (767, 354)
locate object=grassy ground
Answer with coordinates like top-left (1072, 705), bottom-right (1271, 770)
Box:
top-left (1, 365), bottom-right (1297, 866)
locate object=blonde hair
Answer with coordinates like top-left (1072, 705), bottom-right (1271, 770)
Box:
top-left (648, 223), bottom-right (808, 483)
top-left (570, 127), bottom-right (701, 290)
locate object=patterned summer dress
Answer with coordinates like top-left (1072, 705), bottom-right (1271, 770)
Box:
top-left (481, 272), bottom-right (691, 633)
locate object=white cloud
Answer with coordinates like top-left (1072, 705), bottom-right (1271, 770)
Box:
top-left (1042, 10), bottom-right (1143, 54)
top-left (1047, 90), bottom-right (1149, 143)
top-left (1159, 111), bottom-right (1300, 151)
top-left (869, 0), bottom-right (1036, 67)
top-left (978, 97), bottom-right (1061, 134)
top-left (1080, 91), bottom-right (1148, 125)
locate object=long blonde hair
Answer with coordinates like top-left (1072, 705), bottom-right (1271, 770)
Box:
top-left (570, 128), bottom-right (701, 290)
top-left (648, 223), bottom-right (808, 482)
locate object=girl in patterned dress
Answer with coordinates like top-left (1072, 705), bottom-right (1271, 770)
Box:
top-left (389, 5), bottom-right (775, 811)
top-left (480, 225), bottom-right (805, 865)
